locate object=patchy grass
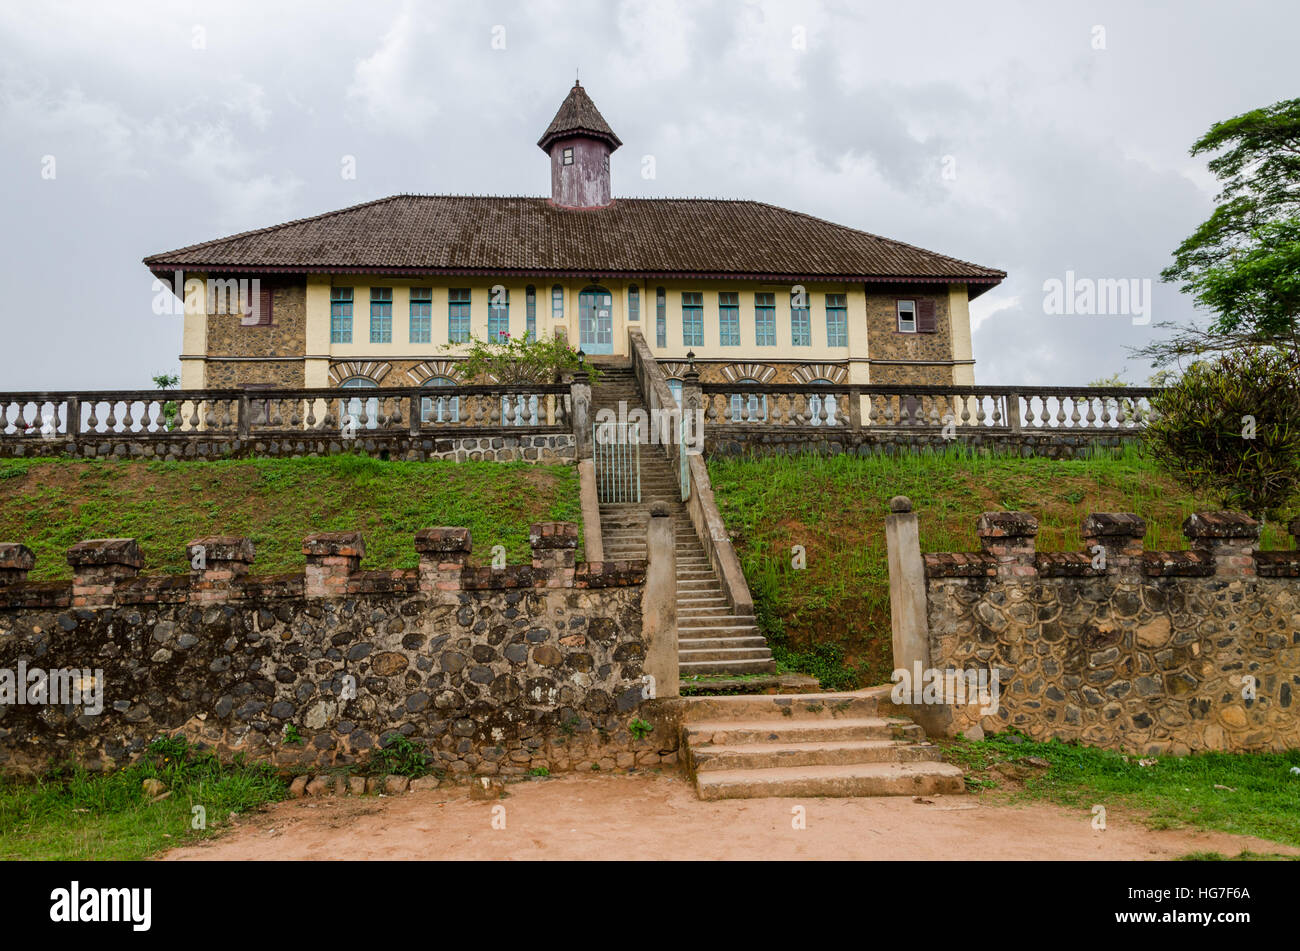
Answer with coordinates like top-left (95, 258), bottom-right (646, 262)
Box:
top-left (0, 736), bottom-right (287, 860)
top-left (944, 731), bottom-right (1300, 847)
top-left (0, 455), bottom-right (581, 579)
top-left (708, 445), bottom-right (1291, 688)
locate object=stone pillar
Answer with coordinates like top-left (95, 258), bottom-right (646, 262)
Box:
top-left (885, 496), bottom-right (930, 674)
top-left (187, 536), bottom-right (254, 602)
top-left (1081, 513), bottom-right (1146, 578)
top-left (1184, 512), bottom-right (1259, 578)
top-left (0, 543), bottom-right (35, 587)
top-left (415, 527), bottom-right (472, 591)
top-left (643, 502), bottom-right (678, 699)
top-left (577, 460), bottom-right (603, 562)
top-left (681, 367), bottom-right (702, 413)
top-left (570, 372), bottom-right (592, 459)
top-left (66, 538), bottom-right (144, 607)
top-left (976, 511), bottom-right (1038, 581)
top-left (530, 521), bottom-right (577, 587)
top-left (302, 532), bottom-right (364, 597)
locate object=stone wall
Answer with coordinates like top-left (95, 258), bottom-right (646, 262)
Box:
top-left (0, 432), bottom-right (575, 463)
top-left (0, 524), bottom-right (682, 777)
top-left (918, 509), bottom-right (1300, 754)
top-left (204, 282), bottom-right (308, 387)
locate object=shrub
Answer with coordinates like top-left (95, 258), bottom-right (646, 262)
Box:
top-left (1143, 348), bottom-right (1300, 520)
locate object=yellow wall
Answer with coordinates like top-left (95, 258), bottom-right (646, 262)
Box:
top-left (313, 276), bottom-right (873, 363)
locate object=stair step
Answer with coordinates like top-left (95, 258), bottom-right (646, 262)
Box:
top-left (679, 647), bottom-right (773, 662)
top-left (693, 761), bottom-right (965, 801)
top-left (680, 658), bottom-right (777, 674)
top-left (683, 717), bottom-right (923, 745)
top-left (691, 738), bottom-right (943, 771)
top-left (679, 637), bottom-right (768, 651)
top-left (681, 689), bottom-right (887, 721)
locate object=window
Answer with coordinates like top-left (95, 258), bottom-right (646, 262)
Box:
top-left (409, 287), bottom-right (432, 343)
top-left (807, 379), bottom-right (838, 427)
top-left (368, 288), bottom-right (392, 343)
top-left (488, 287), bottom-right (509, 340)
top-left (729, 378), bottom-right (767, 422)
top-left (826, 293), bottom-right (847, 347)
top-left (552, 285), bottom-right (564, 323)
top-left (449, 288), bottom-right (471, 343)
top-left (682, 292), bottom-right (704, 347)
top-left (628, 284), bottom-right (639, 322)
top-left (897, 300), bottom-right (917, 333)
top-left (241, 285), bottom-right (273, 326)
top-left (525, 285), bottom-right (536, 339)
top-left (339, 376), bottom-right (379, 430)
top-left (667, 379), bottom-right (683, 407)
top-left (791, 291), bottom-right (811, 346)
top-left (719, 292), bottom-right (740, 346)
top-left (754, 292), bottom-right (776, 346)
top-left (562, 147), bottom-right (574, 165)
top-left (421, 376), bottom-right (459, 424)
top-left (330, 287), bottom-right (353, 343)
top-left (655, 287), bottom-right (667, 347)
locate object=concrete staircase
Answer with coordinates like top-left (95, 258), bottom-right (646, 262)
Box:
top-left (591, 364), bottom-right (776, 676)
top-left (681, 686), bottom-right (965, 800)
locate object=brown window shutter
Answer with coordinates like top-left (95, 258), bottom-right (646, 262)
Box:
top-left (258, 286), bottom-right (273, 325)
top-left (916, 299), bottom-right (937, 333)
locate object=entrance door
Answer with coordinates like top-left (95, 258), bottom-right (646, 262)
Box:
top-left (578, 287), bottom-right (614, 355)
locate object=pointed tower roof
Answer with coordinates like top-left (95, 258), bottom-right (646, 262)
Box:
top-left (537, 81), bottom-right (622, 153)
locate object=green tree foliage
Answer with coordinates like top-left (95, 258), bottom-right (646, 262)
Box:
top-left (450, 332), bottom-right (600, 384)
top-left (1142, 348), bottom-right (1300, 520)
top-left (1146, 98), bottom-right (1300, 364)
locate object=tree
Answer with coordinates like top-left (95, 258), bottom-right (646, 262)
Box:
top-left (1142, 348), bottom-right (1300, 520)
top-left (1139, 97), bottom-right (1300, 365)
top-left (451, 332), bottom-right (601, 384)
top-left (152, 373), bottom-right (179, 431)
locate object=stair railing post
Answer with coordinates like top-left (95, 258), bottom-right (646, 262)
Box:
top-left (571, 371), bottom-right (591, 459)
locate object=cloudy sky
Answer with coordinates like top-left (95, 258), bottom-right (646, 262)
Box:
top-left (0, 0), bottom-right (1294, 389)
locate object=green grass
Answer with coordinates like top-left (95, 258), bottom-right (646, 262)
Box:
top-left (708, 445), bottom-right (1291, 689)
top-left (0, 455), bottom-right (581, 579)
top-left (0, 736), bottom-right (287, 860)
top-left (945, 731), bottom-right (1300, 847)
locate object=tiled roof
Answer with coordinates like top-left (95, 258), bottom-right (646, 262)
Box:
top-left (143, 195), bottom-right (1005, 289)
top-left (537, 81), bottom-right (622, 152)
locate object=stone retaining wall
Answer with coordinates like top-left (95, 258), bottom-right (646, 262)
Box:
top-left (0, 523), bottom-right (681, 777)
top-left (914, 509), bottom-right (1300, 754)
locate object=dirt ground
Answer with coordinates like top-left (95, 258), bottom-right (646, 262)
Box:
top-left (162, 771), bottom-right (1298, 861)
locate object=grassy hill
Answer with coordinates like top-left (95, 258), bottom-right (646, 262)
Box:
top-left (0, 456), bottom-right (580, 580)
top-left (708, 446), bottom-right (1291, 690)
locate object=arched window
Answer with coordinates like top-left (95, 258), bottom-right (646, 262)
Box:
top-left (729, 378), bottom-right (767, 422)
top-left (421, 376), bottom-right (459, 424)
top-left (807, 378), bottom-right (838, 427)
top-left (339, 376), bottom-right (380, 430)
top-left (666, 379), bottom-right (683, 407)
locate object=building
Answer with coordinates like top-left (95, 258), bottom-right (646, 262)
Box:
top-left (145, 81), bottom-right (1004, 398)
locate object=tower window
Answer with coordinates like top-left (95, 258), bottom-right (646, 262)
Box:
top-left (562, 147), bottom-right (574, 165)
